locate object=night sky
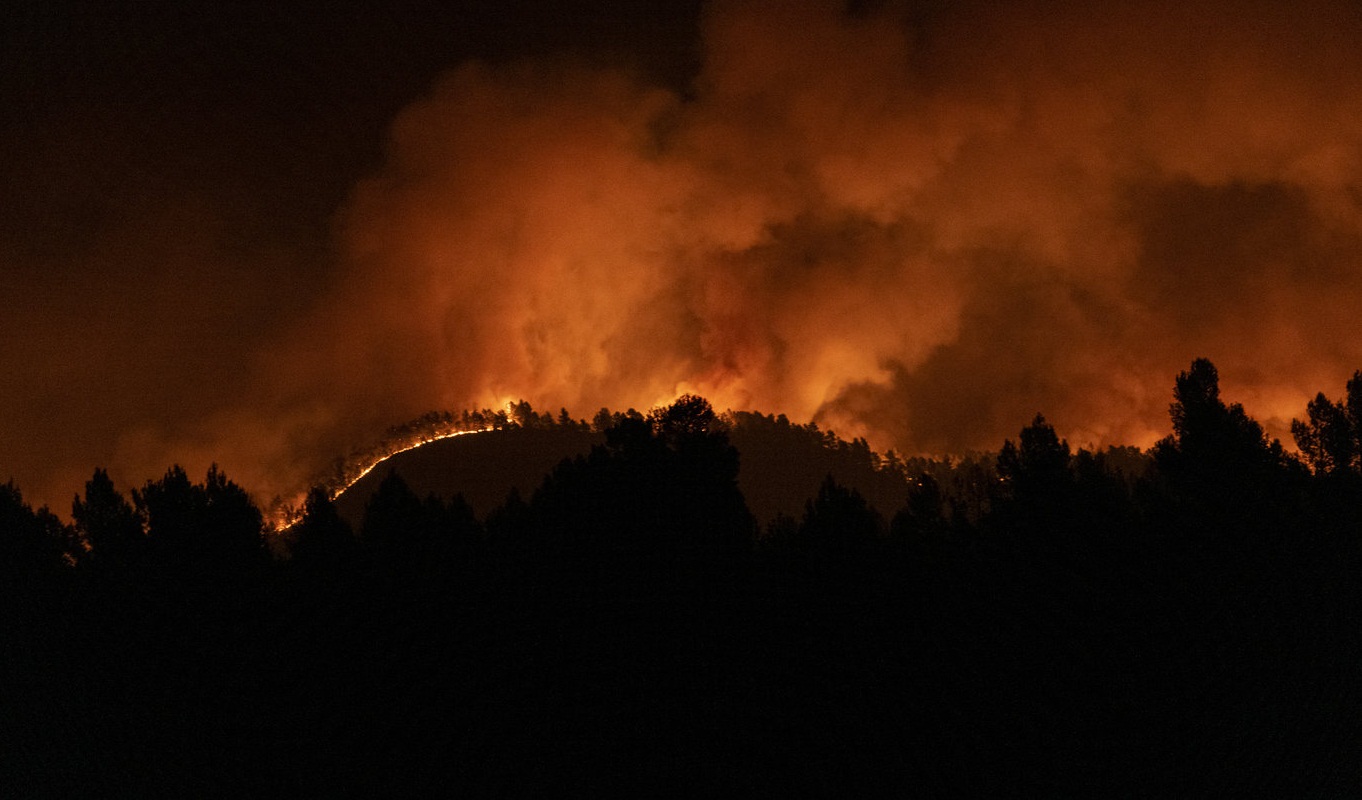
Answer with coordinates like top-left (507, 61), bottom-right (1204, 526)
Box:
top-left (5, 0), bottom-right (1362, 512)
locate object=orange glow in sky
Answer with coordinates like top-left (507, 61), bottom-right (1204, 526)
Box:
top-left (5, 0), bottom-right (1362, 510)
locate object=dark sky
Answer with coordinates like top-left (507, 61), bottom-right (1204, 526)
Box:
top-left (2, 1), bottom-right (702, 508)
top-left (2, 2), bottom-right (702, 296)
top-left (6, 0), bottom-right (1362, 513)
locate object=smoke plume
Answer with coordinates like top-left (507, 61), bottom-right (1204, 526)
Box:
top-left (9, 0), bottom-right (1362, 509)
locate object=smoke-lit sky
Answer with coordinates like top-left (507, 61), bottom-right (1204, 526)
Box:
top-left (6, 0), bottom-right (1362, 511)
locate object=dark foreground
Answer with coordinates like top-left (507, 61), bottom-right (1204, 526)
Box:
top-left (6, 367), bottom-right (1362, 796)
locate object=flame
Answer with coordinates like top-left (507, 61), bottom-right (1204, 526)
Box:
top-left (270, 427), bottom-right (495, 533)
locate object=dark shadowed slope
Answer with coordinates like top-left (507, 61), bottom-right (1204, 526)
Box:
top-left (725, 412), bottom-right (916, 523)
top-left (331, 414), bottom-right (920, 527)
top-left (333, 426), bottom-right (601, 524)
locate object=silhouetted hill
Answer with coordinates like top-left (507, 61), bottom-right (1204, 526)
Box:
top-left (331, 413), bottom-right (920, 527)
top-left (333, 426), bottom-right (601, 524)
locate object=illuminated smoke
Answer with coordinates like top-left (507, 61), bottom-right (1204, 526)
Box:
top-left (10, 0), bottom-right (1362, 509)
top-left (301, 0), bottom-right (1362, 450)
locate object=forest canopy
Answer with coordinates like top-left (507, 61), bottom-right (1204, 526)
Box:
top-left (4, 360), bottom-right (1362, 795)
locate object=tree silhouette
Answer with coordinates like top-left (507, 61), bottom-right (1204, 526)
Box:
top-left (439, 491), bottom-right (484, 562)
top-left (0, 480), bottom-right (69, 578)
top-left (797, 474), bottom-right (883, 549)
top-left (1292, 392), bottom-right (1354, 474)
top-left (1292, 371), bottom-right (1362, 477)
top-left (485, 485), bottom-right (530, 542)
top-left (360, 469), bottom-right (426, 553)
top-left (290, 486), bottom-right (355, 566)
top-left (203, 464), bottom-right (267, 572)
top-left (996, 413), bottom-right (1073, 511)
top-left (134, 464), bottom-right (265, 579)
top-left (1152, 358), bottom-right (1293, 520)
top-left (72, 468), bottom-right (144, 571)
top-left (1347, 371), bottom-right (1362, 454)
top-left (1165, 360), bottom-right (1275, 465)
top-left (891, 473), bottom-right (948, 539)
top-left (520, 395), bottom-right (753, 567)
top-left (134, 465), bottom-right (199, 564)
top-left (356, 468), bottom-right (482, 576)
top-left (648, 393), bottom-right (722, 441)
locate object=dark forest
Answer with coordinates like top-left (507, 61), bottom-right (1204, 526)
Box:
top-left (4, 359), bottom-right (1362, 795)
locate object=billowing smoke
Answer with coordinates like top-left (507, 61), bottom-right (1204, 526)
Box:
top-left (298, 0), bottom-right (1362, 448)
top-left (9, 0), bottom-right (1362, 509)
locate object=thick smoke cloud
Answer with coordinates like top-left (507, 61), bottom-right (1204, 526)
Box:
top-left (8, 0), bottom-right (1362, 509)
top-left (305, 0), bottom-right (1362, 445)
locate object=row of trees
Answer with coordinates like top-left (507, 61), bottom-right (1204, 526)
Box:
top-left (5, 359), bottom-right (1362, 585)
top-left (3, 465), bottom-right (266, 587)
top-left (5, 360), bottom-right (1362, 794)
top-left (280, 402), bottom-right (608, 524)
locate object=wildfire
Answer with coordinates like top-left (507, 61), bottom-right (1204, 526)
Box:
top-left (334, 428), bottom-right (493, 500)
top-left (271, 426), bottom-right (495, 533)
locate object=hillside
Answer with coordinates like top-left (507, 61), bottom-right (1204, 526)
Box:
top-left (332, 413), bottom-right (923, 528)
top-left (333, 426), bottom-right (602, 524)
